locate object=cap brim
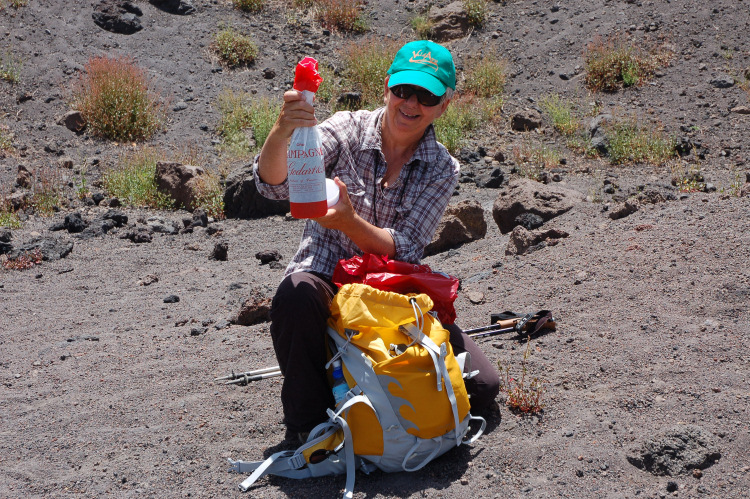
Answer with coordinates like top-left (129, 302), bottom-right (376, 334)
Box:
top-left (388, 70), bottom-right (447, 97)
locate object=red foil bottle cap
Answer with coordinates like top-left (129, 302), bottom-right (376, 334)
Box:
top-left (293, 57), bottom-right (323, 93)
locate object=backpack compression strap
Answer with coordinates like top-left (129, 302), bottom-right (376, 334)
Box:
top-left (400, 323), bottom-right (462, 448)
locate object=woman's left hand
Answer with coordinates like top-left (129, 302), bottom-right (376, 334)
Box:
top-left (313, 177), bottom-right (356, 231)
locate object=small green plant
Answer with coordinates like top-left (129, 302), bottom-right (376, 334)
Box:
top-left (584, 32), bottom-right (673, 92)
top-left (511, 140), bottom-right (561, 180)
top-left (102, 147), bottom-right (174, 209)
top-left (498, 339), bottom-right (545, 414)
top-left (463, 0), bottom-right (489, 27)
top-left (0, 0), bottom-right (28, 10)
top-left (735, 67), bottom-right (750, 99)
top-left (0, 50), bottom-right (21, 83)
top-left (292, 0), bottom-right (314, 7)
top-left (2, 248), bottom-right (42, 270)
top-left (213, 26), bottom-right (259, 68)
top-left (232, 0), bottom-right (263, 13)
top-left (217, 90), bottom-right (280, 157)
top-left (539, 94), bottom-right (583, 141)
top-left (0, 122), bottom-right (13, 153)
top-left (434, 95), bottom-right (502, 154)
top-left (73, 56), bottom-right (165, 142)
top-left (434, 96), bottom-right (480, 154)
top-left (464, 55), bottom-right (507, 98)
top-left (75, 160), bottom-right (91, 200)
top-left (605, 117), bottom-right (676, 166)
top-left (192, 173), bottom-right (225, 220)
top-left (0, 196), bottom-right (21, 229)
top-left (30, 167), bottom-right (64, 216)
top-left (341, 37), bottom-right (402, 107)
top-left (724, 168), bottom-right (744, 197)
top-left (316, 0), bottom-right (368, 33)
top-left (411, 15), bottom-right (433, 39)
top-left (669, 162), bottom-right (702, 193)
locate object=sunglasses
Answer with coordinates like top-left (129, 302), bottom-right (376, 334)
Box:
top-left (389, 85), bottom-right (443, 107)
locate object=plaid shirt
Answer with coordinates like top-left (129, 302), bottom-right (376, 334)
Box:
top-left (253, 107), bottom-right (460, 278)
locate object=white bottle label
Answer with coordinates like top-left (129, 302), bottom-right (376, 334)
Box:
top-left (287, 90), bottom-right (326, 204)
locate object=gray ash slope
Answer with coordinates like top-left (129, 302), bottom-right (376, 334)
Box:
top-left (1, 1), bottom-right (750, 498)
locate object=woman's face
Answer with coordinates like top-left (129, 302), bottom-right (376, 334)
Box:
top-left (382, 76), bottom-right (451, 141)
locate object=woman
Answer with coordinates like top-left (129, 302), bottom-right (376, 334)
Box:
top-left (254, 40), bottom-right (499, 441)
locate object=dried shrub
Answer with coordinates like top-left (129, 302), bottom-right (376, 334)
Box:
top-left (0, 194), bottom-right (21, 229)
top-left (584, 32), bottom-right (673, 92)
top-left (0, 0), bottom-right (28, 10)
top-left (73, 56), bottom-right (165, 142)
top-left (540, 94), bottom-right (581, 137)
top-left (511, 139), bottom-right (561, 181)
top-left (410, 15), bottom-right (433, 39)
top-left (316, 0), bottom-right (368, 33)
top-left (498, 339), bottom-right (546, 414)
top-left (0, 122), bottom-right (13, 153)
top-left (30, 166), bottom-right (65, 216)
top-left (192, 174), bottom-right (225, 220)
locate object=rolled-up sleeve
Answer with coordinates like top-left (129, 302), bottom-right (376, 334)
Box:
top-left (252, 154), bottom-right (290, 200)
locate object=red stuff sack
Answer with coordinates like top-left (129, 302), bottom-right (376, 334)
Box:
top-left (332, 254), bottom-right (460, 325)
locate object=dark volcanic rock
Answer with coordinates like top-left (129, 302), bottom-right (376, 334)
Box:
top-left (627, 425), bottom-right (721, 476)
top-left (155, 161), bottom-right (206, 211)
top-left (424, 200), bottom-right (487, 256)
top-left (493, 178), bottom-right (584, 234)
top-left (149, 0), bottom-right (195, 15)
top-left (232, 289), bottom-right (272, 326)
top-left (428, 1), bottom-right (471, 42)
top-left (92, 0), bottom-right (143, 35)
top-left (210, 241), bottom-right (229, 261)
top-left (64, 212), bottom-right (88, 233)
top-left (255, 250), bottom-right (282, 265)
top-left (9, 237), bottom-right (74, 261)
top-left (223, 165), bottom-right (290, 219)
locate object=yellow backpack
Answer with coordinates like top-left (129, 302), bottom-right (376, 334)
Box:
top-left (230, 283), bottom-right (485, 498)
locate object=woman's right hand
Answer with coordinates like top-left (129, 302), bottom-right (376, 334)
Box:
top-left (273, 90), bottom-right (317, 138)
top-left (258, 90), bottom-right (318, 186)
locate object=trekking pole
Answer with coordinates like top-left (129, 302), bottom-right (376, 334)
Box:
top-left (466, 310), bottom-right (555, 339)
top-left (224, 370), bottom-right (283, 385)
top-left (215, 366), bottom-right (282, 384)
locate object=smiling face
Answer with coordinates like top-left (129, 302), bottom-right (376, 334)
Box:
top-left (382, 76), bottom-right (451, 145)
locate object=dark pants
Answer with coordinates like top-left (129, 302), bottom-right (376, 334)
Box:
top-left (270, 271), bottom-right (500, 433)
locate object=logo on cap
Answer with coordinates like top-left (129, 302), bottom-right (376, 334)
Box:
top-left (409, 50), bottom-right (439, 72)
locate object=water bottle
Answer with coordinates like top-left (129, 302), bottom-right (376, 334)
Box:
top-left (331, 359), bottom-right (348, 405)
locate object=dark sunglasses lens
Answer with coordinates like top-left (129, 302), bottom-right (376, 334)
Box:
top-left (390, 85), bottom-right (412, 100)
top-left (417, 91), bottom-right (441, 106)
top-left (391, 85), bottom-right (441, 106)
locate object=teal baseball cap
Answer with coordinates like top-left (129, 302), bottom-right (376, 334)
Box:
top-left (387, 40), bottom-right (456, 97)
